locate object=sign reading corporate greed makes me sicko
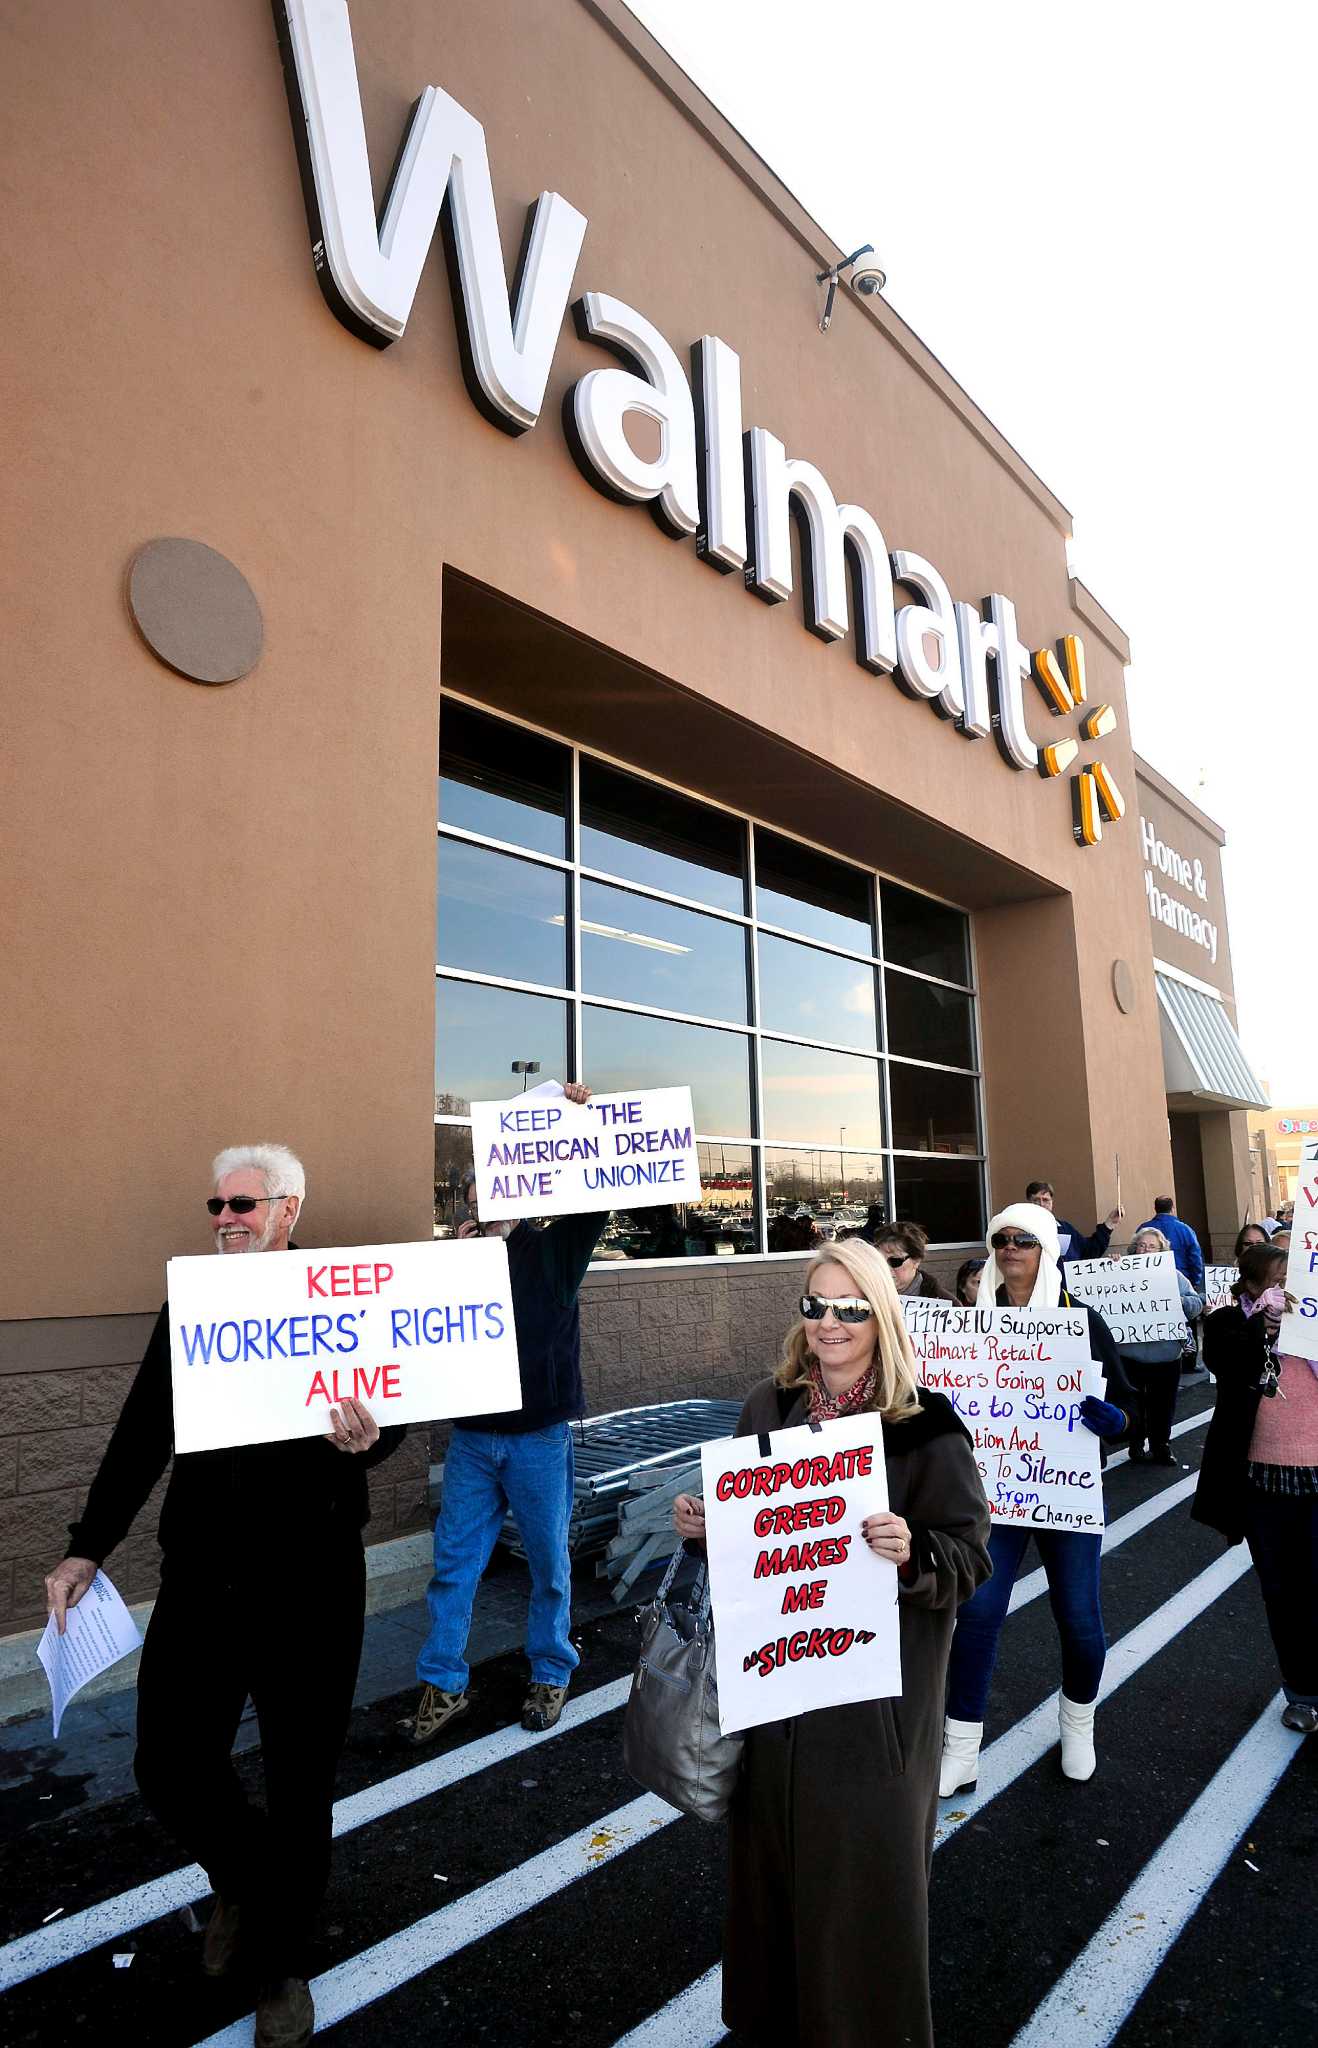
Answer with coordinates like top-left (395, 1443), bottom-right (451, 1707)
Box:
top-left (470, 1081), bottom-right (701, 1222)
top-left (168, 1237), bottom-right (520, 1452)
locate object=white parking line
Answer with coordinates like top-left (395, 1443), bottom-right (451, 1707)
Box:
top-left (1008, 1471), bottom-right (1200, 1614)
top-left (0, 1674), bottom-right (633, 1993)
top-left (1008, 1693), bottom-right (1301, 2048)
top-left (196, 1794), bottom-right (678, 2046)
top-left (609, 1964), bottom-right (724, 2046)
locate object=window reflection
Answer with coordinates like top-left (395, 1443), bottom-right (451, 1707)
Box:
top-left (889, 1063), bottom-right (979, 1154)
top-left (755, 831), bottom-right (873, 953)
top-left (437, 838), bottom-right (567, 988)
top-left (435, 979), bottom-right (568, 1113)
top-left (892, 1156), bottom-right (984, 1244)
top-left (884, 970), bottom-right (974, 1069)
top-left (439, 701), bottom-right (568, 857)
top-left (580, 759), bottom-right (745, 913)
top-left (583, 1005), bottom-right (752, 1136)
top-left (580, 880), bottom-right (748, 1023)
top-left (594, 1144), bottom-right (757, 1260)
top-left (764, 1149), bottom-right (887, 1251)
top-left (880, 880), bottom-right (970, 986)
top-left (758, 934), bottom-right (878, 1049)
top-left (760, 1038), bottom-right (883, 1148)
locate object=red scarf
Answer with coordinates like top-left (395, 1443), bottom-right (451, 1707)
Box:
top-left (806, 1357), bottom-right (879, 1422)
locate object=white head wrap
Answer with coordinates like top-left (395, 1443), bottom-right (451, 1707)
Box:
top-left (981, 1201), bottom-right (1062, 1309)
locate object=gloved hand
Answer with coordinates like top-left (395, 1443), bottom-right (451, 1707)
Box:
top-left (1079, 1395), bottom-right (1125, 1440)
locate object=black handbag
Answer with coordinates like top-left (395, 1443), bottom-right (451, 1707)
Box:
top-left (622, 1544), bottom-right (745, 1824)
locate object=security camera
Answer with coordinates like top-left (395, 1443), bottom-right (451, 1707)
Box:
top-left (849, 252), bottom-right (887, 297)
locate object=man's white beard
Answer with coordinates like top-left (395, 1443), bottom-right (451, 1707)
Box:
top-left (216, 1205), bottom-right (284, 1254)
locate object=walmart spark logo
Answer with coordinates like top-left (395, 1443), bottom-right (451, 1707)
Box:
top-left (1031, 637), bottom-right (1125, 847)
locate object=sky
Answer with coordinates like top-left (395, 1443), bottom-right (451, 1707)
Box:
top-left (625, 0), bottom-right (1315, 1101)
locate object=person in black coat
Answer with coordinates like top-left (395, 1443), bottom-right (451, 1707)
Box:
top-left (43, 1144), bottom-right (403, 2048)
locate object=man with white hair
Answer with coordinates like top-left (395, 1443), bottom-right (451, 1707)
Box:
top-left (43, 1143), bottom-right (403, 2048)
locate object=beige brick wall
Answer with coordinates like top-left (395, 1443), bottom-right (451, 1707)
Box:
top-left (0, 1251), bottom-right (966, 1639)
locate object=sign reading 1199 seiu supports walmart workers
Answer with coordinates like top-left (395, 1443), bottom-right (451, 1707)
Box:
top-left (470, 1082), bottom-right (701, 1222)
top-left (167, 1238), bottom-right (520, 1453)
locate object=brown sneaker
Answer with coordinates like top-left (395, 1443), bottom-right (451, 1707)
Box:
top-left (521, 1682), bottom-right (569, 1732)
top-left (406, 1684), bottom-right (470, 1747)
top-left (201, 1894), bottom-right (243, 1979)
top-left (255, 1977), bottom-right (314, 2048)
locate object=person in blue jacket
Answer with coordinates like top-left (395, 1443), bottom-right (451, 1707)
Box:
top-left (1026, 1179), bottom-right (1123, 1264)
top-left (1134, 1195), bottom-right (1205, 1293)
top-left (410, 1082), bottom-right (609, 1745)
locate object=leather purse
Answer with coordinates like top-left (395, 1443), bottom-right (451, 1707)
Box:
top-left (622, 1544), bottom-right (744, 1824)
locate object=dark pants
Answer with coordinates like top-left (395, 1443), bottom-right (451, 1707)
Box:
top-left (946, 1526), bottom-right (1105, 1720)
top-left (1124, 1357), bottom-right (1181, 1452)
top-left (1245, 1492), bottom-right (1318, 1706)
top-left (134, 1539), bottom-right (366, 1978)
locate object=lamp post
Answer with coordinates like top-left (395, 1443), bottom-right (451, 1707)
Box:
top-left (511, 1059), bottom-right (540, 1093)
top-left (839, 1127), bottom-right (847, 1205)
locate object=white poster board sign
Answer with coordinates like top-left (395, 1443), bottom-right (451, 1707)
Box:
top-left (1062, 1252), bottom-right (1185, 1345)
top-left (700, 1413), bottom-right (900, 1735)
top-left (1279, 1137), bottom-right (1318, 1362)
top-left (1203, 1264), bottom-right (1237, 1312)
top-left (168, 1237), bottom-right (520, 1452)
top-left (470, 1080), bottom-right (701, 1221)
top-left (902, 1302), bottom-right (1105, 1532)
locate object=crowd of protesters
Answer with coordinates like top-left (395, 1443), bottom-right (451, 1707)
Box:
top-left (40, 1133), bottom-right (1311, 2048)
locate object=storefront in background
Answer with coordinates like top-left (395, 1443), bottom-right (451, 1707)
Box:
top-left (2, 0), bottom-right (1263, 1637)
top-left (1246, 1109), bottom-right (1318, 1213)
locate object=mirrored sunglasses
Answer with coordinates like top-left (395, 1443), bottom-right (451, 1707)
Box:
top-left (990, 1231), bottom-right (1040, 1251)
top-left (800, 1294), bottom-right (874, 1324)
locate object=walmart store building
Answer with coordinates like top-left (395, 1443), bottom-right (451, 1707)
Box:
top-left (1, 0), bottom-right (1266, 1635)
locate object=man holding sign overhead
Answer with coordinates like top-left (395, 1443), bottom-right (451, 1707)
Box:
top-left (410, 1081), bottom-right (609, 1744)
top-left (42, 1143), bottom-right (404, 2048)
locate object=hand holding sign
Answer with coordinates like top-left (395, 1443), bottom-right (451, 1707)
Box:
top-left (325, 1394), bottom-right (380, 1453)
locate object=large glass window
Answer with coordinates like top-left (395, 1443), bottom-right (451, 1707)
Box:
top-left (580, 880), bottom-right (748, 1022)
top-left (435, 700), bottom-right (985, 1254)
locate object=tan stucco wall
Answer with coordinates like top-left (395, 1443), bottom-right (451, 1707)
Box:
top-left (4, 0), bottom-right (1172, 1321)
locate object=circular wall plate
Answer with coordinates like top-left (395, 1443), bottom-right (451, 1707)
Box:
top-left (128, 538), bottom-right (263, 684)
top-left (1111, 959), bottom-right (1137, 1014)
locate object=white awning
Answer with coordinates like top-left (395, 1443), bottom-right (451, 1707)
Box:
top-left (1155, 973), bottom-right (1268, 1111)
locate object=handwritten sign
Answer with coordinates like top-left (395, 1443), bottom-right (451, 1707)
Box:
top-left (1062, 1252), bottom-right (1185, 1346)
top-left (1279, 1137), bottom-right (1318, 1363)
top-left (700, 1414), bottom-right (900, 1734)
top-left (1204, 1263), bottom-right (1237, 1312)
top-left (470, 1080), bottom-right (701, 1221)
top-left (167, 1237), bottom-right (520, 1452)
top-left (902, 1302), bottom-right (1104, 1532)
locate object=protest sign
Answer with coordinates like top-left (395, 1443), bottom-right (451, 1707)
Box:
top-left (902, 1301), bottom-right (1105, 1532)
top-left (700, 1413), bottom-right (900, 1735)
top-left (1203, 1264), bottom-right (1237, 1312)
top-left (168, 1236), bottom-right (519, 1452)
top-left (37, 1572), bottom-right (142, 1738)
top-left (470, 1079), bottom-right (701, 1222)
top-left (1062, 1251), bottom-right (1185, 1345)
top-left (1279, 1137), bottom-right (1318, 1363)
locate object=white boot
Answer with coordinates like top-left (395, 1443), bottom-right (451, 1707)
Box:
top-left (1058, 1694), bottom-right (1097, 1780)
top-left (939, 1717), bottom-right (983, 1797)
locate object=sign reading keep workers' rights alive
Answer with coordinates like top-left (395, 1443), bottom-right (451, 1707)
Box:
top-left (700, 1414), bottom-right (900, 1735)
top-left (902, 1302), bottom-right (1105, 1532)
top-left (167, 1238), bottom-right (520, 1452)
top-left (470, 1080), bottom-right (701, 1222)
top-left (1279, 1136), bottom-right (1318, 1363)
top-left (1062, 1251), bottom-right (1186, 1346)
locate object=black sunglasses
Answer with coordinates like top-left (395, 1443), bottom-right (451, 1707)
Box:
top-left (800, 1294), bottom-right (874, 1324)
top-left (206, 1194), bottom-right (288, 1216)
top-left (990, 1231), bottom-right (1040, 1251)
top-left (884, 1252), bottom-right (914, 1269)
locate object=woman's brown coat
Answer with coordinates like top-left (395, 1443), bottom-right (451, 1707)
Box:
top-left (721, 1380), bottom-right (991, 2048)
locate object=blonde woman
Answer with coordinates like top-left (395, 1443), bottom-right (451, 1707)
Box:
top-left (673, 1237), bottom-right (991, 2048)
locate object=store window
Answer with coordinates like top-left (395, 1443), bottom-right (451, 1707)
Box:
top-left (435, 700), bottom-right (986, 1253)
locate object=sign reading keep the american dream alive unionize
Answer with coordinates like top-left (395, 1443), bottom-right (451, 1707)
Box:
top-left (902, 1303), bottom-right (1104, 1532)
top-left (1279, 1136), bottom-right (1318, 1363)
top-left (1061, 1251), bottom-right (1185, 1345)
top-left (700, 1414), bottom-right (901, 1735)
top-left (470, 1082), bottom-right (701, 1222)
top-left (168, 1238), bottom-right (520, 1453)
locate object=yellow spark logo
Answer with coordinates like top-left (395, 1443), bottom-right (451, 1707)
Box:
top-left (1032, 636), bottom-right (1125, 846)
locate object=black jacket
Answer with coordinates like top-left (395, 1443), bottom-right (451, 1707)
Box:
top-left (1193, 1304), bottom-right (1269, 1544)
top-left (67, 1304), bottom-right (406, 1572)
top-left (457, 1211), bottom-right (608, 1434)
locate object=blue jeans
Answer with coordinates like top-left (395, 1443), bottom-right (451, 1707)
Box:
top-left (945, 1525), bottom-right (1106, 1721)
top-left (417, 1424), bottom-right (579, 1692)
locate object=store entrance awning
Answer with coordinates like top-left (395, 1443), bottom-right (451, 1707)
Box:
top-left (1155, 972), bottom-right (1268, 1110)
